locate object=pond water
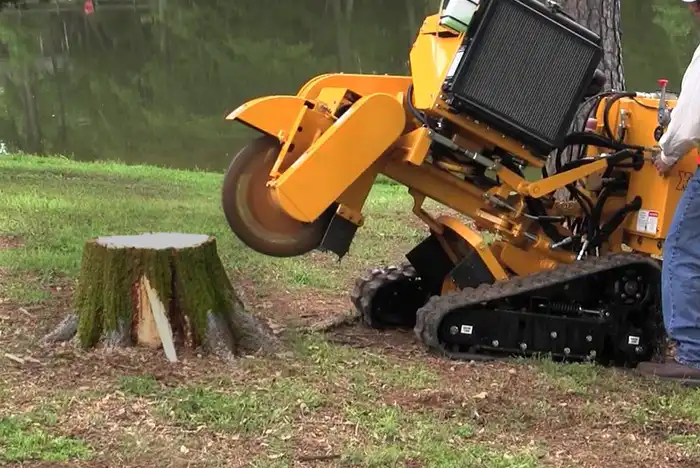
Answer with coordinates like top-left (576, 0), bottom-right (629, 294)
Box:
top-left (0, 0), bottom-right (697, 171)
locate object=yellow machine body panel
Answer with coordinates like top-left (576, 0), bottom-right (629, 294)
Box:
top-left (625, 151), bottom-right (698, 254)
top-left (272, 93), bottom-right (407, 223)
top-left (409, 14), bottom-right (464, 111)
top-left (225, 95), bottom-right (311, 141)
top-left (596, 95), bottom-right (699, 255)
top-left (297, 74), bottom-right (411, 103)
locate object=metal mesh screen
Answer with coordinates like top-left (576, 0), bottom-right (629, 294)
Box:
top-left (450, 0), bottom-right (600, 151)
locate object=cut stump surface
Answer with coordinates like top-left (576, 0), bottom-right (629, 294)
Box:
top-left (42, 232), bottom-right (277, 361)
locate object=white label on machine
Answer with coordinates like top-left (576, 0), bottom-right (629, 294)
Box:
top-left (628, 335), bottom-right (640, 345)
top-left (460, 325), bottom-right (473, 335)
top-left (446, 47), bottom-right (466, 79)
top-left (636, 210), bottom-right (659, 234)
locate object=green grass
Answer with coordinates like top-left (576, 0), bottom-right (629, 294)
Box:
top-left (293, 333), bottom-right (440, 394)
top-left (119, 373), bottom-right (325, 435)
top-left (530, 357), bottom-right (605, 395)
top-left (668, 434), bottom-right (700, 456)
top-left (0, 414), bottom-right (92, 463)
top-left (342, 403), bottom-right (540, 468)
top-left (0, 154), bottom-right (425, 302)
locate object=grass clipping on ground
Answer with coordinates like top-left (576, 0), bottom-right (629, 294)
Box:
top-left (41, 232), bottom-right (278, 360)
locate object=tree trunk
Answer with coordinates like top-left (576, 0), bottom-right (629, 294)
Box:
top-left (406, 0), bottom-right (418, 45)
top-left (560, 0), bottom-right (625, 91)
top-left (333, 0), bottom-right (354, 71)
top-left (41, 233), bottom-right (278, 361)
top-left (20, 65), bottom-right (42, 155)
top-left (546, 0), bottom-right (625, 193)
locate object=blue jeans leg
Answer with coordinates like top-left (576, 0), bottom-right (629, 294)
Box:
top-left (662, 167), bottom-right (700, 369)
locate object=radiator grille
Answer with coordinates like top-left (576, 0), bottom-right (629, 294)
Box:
top-left (449, 0), bottom-right (602, 155)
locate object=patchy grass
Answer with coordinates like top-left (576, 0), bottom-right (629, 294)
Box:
top-left (119, 373), bottom-right (325, 435)
top-left (1, 154), bottom-right (700, 467)
top-left (341, 403), bottom-right (540, 467)
top-left (0, 414), bottom-right (92, 462)
top-left (0, 154), bottom-right (424, 302)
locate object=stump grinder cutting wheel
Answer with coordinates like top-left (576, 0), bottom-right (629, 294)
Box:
top-left (221, 135), bottom-right (334, 257)
top-left (220, 0), bottom-right (698, 369)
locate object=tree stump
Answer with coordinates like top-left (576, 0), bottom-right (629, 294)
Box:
top-left (42, 233), bottom-right (278, 361)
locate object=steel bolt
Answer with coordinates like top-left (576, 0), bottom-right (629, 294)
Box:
top-left (589, 350), bottom-right (597, 358)
top-left (492, 340), bottom-right (499, 347)
top-left (550, 331), bottom-right (558, 339)
top-left (586, 335), bottom-right (592, 342)
top-left (564, 347), bottom-right (571, 355)
top-left (635, 346), bottom-right (643, 354)
top-left (520, 343), bottom-right (527, 351)
top-left (450, 326), bottom-right (459, 335)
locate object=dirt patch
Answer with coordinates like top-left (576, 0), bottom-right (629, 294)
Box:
top-left (234, 276), bottom-right (352, 331)
top-left (0, 234), bottom-right (23, 249)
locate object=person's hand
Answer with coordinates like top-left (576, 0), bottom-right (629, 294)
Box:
top-left (652, 148), bottom-right (674, 176)
top-left (654, 157), bottom-right (673, 175)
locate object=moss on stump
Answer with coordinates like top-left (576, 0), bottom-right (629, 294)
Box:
top-left (42, 233), bottom-right (278, 360)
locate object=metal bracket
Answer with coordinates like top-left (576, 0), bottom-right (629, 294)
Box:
top-left (427, 129), bottom-right (501, 171)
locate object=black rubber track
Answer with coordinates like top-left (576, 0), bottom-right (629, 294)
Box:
top-left (414, 252), bottom-right (665, 364)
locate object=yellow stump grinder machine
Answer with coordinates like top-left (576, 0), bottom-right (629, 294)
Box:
top-left (221, 0), bottom-right (698, 367)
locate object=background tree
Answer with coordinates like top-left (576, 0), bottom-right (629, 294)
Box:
top-left (545, 0), bottom-right (625, 179)
top-left (561, 0), bottom-right (625, 91)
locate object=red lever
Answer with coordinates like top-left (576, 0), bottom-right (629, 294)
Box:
top-left (658, 79), bottom-right (668, 88)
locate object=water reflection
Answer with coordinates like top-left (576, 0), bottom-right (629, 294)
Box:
top-left (0, 0), bottom-right (696, 171)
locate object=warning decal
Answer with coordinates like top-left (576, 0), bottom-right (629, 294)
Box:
top-left (636, 210), bottom-right (659, 234)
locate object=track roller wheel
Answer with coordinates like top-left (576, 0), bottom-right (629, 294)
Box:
top-left (350, 263), bottom-right (432, 329)
top-left (221, 135), bottom-right (334, 257)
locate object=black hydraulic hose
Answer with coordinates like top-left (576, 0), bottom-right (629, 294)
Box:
top-left (603, 91), bottom-right (637, 140)
top-left (406, 84), bottom-right (429, 127)
top-left (575, 92), bottom-right (609, 160)
top-left (557, 148), bottom-right (636, 174)
top-left (568, 184), bottom-right (593, 217)
top-left (586, 186), bottom-right (610, 243)
top-left (588, 196), bottom-right (642, 249)
top-left (561, 131), bottom-right (643, 153)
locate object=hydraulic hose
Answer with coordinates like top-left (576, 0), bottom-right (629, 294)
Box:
top-left (406, 84), bottom-right (429, 127)
top-left (603, 91), bottom-right (636, 141)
